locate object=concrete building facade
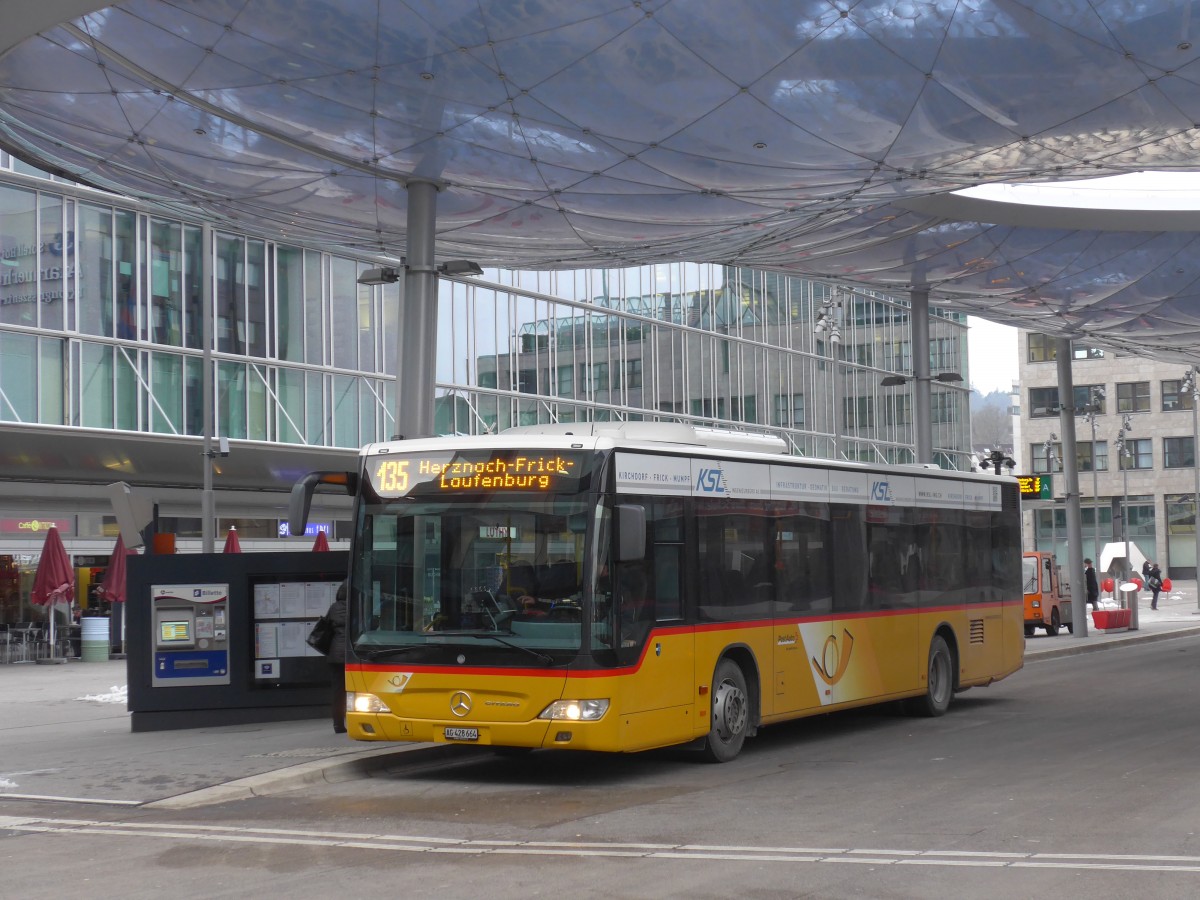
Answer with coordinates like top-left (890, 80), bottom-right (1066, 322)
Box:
top-left (1019, 331), bottom-right (1200, 579)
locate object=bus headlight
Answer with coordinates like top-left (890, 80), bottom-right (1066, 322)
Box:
top-left (538, 699), bottom-right (609, 721)
top-left (1031, 600), bottom-right (1041, 609)
top-left (348, 692), bottom-right (389, 714)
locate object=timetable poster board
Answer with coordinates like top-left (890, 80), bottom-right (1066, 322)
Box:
top-left (251, 578), bottom-right (342, 684)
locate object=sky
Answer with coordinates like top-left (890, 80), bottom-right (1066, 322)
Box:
top-left (967, 317), bottom-right (1018, 396)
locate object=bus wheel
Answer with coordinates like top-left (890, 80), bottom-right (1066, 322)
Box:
top-left (906, 635), bottom-right (953, 718)
top-left (702, 659), bottom-right (749, 763)
top-left (1046, 609), bottom-right (1060, 636)
top-left (1024, 625), bottom-right (1034, 638)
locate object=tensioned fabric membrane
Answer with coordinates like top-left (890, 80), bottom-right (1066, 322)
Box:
top-left (5, 2), bottom-right (1200, 360)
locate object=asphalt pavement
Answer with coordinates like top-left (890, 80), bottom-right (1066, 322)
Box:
top-left (3, 583), bottom-right (1198, 811)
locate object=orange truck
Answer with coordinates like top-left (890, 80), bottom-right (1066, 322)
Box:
top-left (1023, 551), bottom-right (1073, 637)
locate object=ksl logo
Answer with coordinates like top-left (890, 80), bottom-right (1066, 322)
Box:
top-left (870, 480), bottom-right (892, 503)
top-left (696, 467), bottom-right (726, 494)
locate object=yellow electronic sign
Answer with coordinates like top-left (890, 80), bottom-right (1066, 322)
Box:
top-left (368, 451), bottom-right (588, 497)
top-left (1017, 474), bottom-right (1051, 499)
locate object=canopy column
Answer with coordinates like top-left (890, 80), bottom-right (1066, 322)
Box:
top-left (396, 180), bottom-right (439, 440)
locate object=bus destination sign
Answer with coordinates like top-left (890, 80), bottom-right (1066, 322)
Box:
top-left (368, 450), bottom-right (588, 498)
top-left (1017, 474), bottom-right (1051, 500)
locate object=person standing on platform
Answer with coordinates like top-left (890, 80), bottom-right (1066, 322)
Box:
top-left (1084, 558), bottom-right (1100, 610)
top-left (325, 583), bottom-right (349, 733)
top-left (1147, 563), bottom-right (1164, 610)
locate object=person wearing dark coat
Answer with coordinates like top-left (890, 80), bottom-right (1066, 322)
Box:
top-left (1084, 558), bottom-right (1099, 609)
top-left (1147, 563), bottom-right (1164, 610)
top-left (326, 582), bottom-right (348, 733)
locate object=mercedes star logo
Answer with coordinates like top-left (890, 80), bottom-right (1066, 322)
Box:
top-left (449, 691), bottom-right (472, 717)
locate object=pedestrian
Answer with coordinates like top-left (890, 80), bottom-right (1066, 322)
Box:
top-left (1147, 562), bottom-right (1164, 610)
top-left (1141, 559), bottom-right (1151, 585)
top-left (1084, 558), bottom-right (1099, 609)
top-left (325, 582), bottom-right (349, 733)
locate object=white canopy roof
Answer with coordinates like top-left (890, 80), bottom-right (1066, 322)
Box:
top-left (5, 3), bottom-right (1200, 357)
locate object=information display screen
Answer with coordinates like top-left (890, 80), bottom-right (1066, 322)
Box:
top-left (1017, 474), bottom-right (1052, 500)
top-left (159, 620), bottom-right (192, 643)
top-left (366, 450), bottom-right (591, 498)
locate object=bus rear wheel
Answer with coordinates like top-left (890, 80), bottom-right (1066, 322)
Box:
top-left (906, 634), bottom-right (953, 718)
top-left (701, 659), bottom-right (749, 763)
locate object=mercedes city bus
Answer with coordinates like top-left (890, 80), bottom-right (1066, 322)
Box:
top-left (290, 422), bottom-right (1023, 762)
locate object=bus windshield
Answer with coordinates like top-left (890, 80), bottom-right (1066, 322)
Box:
top-left (350, 494), bottom-right (594, 661)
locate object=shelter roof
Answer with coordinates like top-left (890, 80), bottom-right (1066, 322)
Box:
top-left (6, 2), bottom-right (1200, 358)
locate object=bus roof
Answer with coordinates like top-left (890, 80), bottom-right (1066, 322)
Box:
top-left (360, 423), bottom-right (1014, 485)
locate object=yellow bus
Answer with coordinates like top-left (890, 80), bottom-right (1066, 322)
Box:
top-left (291, 422), bottom-right (1023, 762)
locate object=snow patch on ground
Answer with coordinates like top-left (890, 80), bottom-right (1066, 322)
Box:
top-left (76, 685), bottom-right (128, 704)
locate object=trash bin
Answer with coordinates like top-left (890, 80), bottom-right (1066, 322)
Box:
top-left (81, 616), bottom-right (110, 662)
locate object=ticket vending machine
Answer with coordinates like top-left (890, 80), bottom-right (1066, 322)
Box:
top-left (151, 583), bottom-right (231, 687)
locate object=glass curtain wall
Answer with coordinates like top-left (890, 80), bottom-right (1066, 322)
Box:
top-left (435, 266), bottom-right (971, 467)
top-left (0, 178), bottom-right (395, 451)
top-left (0, 169), bottom-right (970, 468)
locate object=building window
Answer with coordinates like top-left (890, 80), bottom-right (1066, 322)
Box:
top-left (931, 391), bottom-right (957, 424)
top-left (1076, 384), bottom-right (1105, 414)
top-left (557, 365), bottom-right (573, 396)
top-left (1025, 335), bottom-right (1101, 363)
top-left (1031, 442), bottom-right (1062, 474)
top-left (1162, 379), bottom-right (1196, 412)
top-left (1164, 436), bottom-right (1195, 469)
top-left (1077, 440), bottom-right (1108, 472)
top-left (625, 358), bottom-right (642, 389)
top-left (1029, 386), bottom-right (1059, 417)
top-left (1165, 494), bottom-right (1197, 537)
top-left (1028, 334), bottom-right (1055, 362)
top-left (773, 393), bottom-right (804, 428)
top-left (1118, 438), bottom-right (1153, 470)
top-left (1116, 381), bottom-right (1150, 413)
top-left (592, 362), bottom-right (609, 392)
top-left (516, 369), bottom-right (537, 393)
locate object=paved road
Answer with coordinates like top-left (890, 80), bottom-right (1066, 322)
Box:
top-left (2, 585), bottom-right (1198, 807)
top-left (4, 627), bottom-right (1200, 898)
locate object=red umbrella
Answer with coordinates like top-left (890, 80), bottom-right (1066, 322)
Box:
top-left (96, 534), bottom-right (133, 604)
top-left (31, 526), bottom-right (74, 659)
top-left (222, 526), bottom-right (242, 553)
top-left (96, 534), bottom-right (136, 655)
top-left (312, 530), bottom-right (330, 552)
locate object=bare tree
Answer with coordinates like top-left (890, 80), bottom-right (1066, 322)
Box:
top-left (971, 399), bottom-right (1012, 449)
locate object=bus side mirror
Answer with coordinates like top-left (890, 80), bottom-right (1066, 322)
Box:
top-left (616, 504), bottom-right (646, 562)
top-left (288, 471), bottom-right (358, 537)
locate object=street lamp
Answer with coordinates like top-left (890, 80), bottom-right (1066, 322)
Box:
top-left (1078, 386), bottom-right (1105, 566)
top-left (879, 371), bottom-right (965, 466)
top-left (813, 295), bottom-right (842, 458)
top-left (1115, 414), bottom-right (1134, 582)
top-left (1045, 434), bottom-right (1058, 555)
top-left (880, 372), bottom-right (964, 387)
top-left (1182, 367), bottom-right (1200, 589)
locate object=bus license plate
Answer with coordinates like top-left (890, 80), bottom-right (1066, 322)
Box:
top-left (444, 727), bottom-right (479, 741)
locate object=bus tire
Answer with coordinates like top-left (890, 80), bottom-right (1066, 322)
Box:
top-left (1024, 625), bottom-right (1034, 638)
top-left (1046, 608), bottom-right (1060, 636)
top-left (906, 634), bottom-right (953, 718)
top-left (701, 659), bottom-right (749, 763)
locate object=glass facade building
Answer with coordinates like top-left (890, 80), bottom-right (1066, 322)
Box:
top-left (0, 155), bottom-right (971, 624)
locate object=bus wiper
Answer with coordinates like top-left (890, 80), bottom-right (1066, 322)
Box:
top-left (359, 645), bottom-right (426, 661)
top-left (438, 632), bottom-right (556, 666)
